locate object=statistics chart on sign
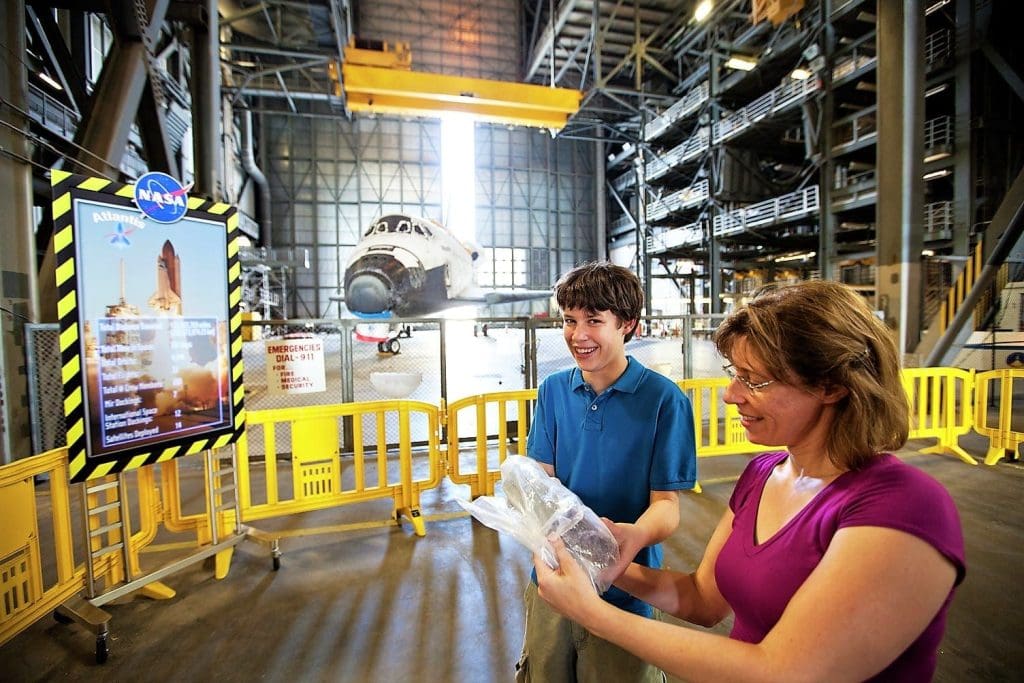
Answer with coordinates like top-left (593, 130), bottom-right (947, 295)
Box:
top-left (93, 316), bottom-right (230, 455)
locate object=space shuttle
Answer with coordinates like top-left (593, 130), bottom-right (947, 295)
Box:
top-left (148, 239), bottom-right (183, 315)
top-left (339, 214), bottom-right (552, 318)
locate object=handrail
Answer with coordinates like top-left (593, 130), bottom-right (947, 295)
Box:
top-left (713, 185), bottom-right (820, 237)
top-left (926, 28), bottom-right (953, 70)
top-left (645, 81), bottom-right (710, 142)
top-left (713, 76), bottom-right (820, 145)
top-left (647, 221), bottom-right (704, 252)
top-left (939, 240), bottom-right (985, 333)
top-left (646, 179), bottom-right (710, 222)
top-left (645, 127), bottom-right (710, 181)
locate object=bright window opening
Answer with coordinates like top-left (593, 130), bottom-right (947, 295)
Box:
top-left (441, 113), bottom-right (476, 244)
top-left (479, 247), bottom-right (528, 288)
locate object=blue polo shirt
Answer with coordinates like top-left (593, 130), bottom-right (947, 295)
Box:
top-left (527, 356), bottom-right (697, 615)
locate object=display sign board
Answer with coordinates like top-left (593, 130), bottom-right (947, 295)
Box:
top-left (51, 170), bottom-right (245, 483)
top-left (265, 336), bottom-right (326, 395)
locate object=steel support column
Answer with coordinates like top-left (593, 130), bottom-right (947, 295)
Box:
top-left (818, 1), bottom-right (837, 281)
top-left (191, 0), bottom-right (222, 200)
top-left (70, 0), bottom-right (171, 177)
top-left (876, 0), bottom-right (925, 354)
top-left (0, 0), bottom-right (39, 463)
top-left (952, 0), bottom-right (974, 257)
top-left (37, 0), bottom-right (172, 326)
top-left (595, 130), bottom-right (607, 261)
top-left (707, 43), bottom-right (722, 314)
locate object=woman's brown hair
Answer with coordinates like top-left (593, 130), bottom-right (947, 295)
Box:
top-left (713, 280), bottom-right (909, 470)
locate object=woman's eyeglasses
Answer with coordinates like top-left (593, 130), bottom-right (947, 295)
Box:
top-left (722, 364), bottom-right (775, 392)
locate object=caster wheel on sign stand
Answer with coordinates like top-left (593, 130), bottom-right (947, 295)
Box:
top-left (96, 634), bottom-right (109, 664)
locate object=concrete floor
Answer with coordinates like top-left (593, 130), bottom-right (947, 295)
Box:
top-left (2, 431), bottom-right (1022, 682)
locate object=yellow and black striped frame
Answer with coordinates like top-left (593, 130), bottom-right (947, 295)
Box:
top-left (51, 169), bottom-right (245, 483)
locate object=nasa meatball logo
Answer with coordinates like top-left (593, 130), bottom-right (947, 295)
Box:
top-left (1008, 352), bottom-right (1024, 368)
top-left (133, 172), bottom-right (190, 224)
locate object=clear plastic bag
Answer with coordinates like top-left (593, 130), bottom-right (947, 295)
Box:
top-left (458, 456), bottom-right (619, 593)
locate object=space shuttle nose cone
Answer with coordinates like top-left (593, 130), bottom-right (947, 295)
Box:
top-left (347, 274), bottom-right (391, 314)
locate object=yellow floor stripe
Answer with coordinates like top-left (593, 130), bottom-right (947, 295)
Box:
top-left (697, 475), bottom-right (741, 486)
top-left (140, 510), bottom-right (473, 553)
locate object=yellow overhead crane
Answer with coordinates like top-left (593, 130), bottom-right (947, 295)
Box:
top-left (330, 39), bottom-right (582, 130)
top-left (751, 0), bottom-right (805, 26)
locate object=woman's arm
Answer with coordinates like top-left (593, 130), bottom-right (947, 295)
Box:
top-left (613, 508), bottom-right (733, 627)
top-left (535, 524), bottom-right (957, 682)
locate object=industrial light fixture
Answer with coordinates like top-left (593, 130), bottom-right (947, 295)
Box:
top-left (39, 71), bottom-right (62, 90)
top-left (790, 68), bottom-right (812, 80)
top-left (925, 83), bottom-right (948, 97)
top-left (923, 169), bottom-right (952, 180)
top-left (694, 0), bottom-right (713, 22)
top-left (724, 55), bottom-right (758, 71)
top-left (924, 151), bottom-right (951, 163)
top-left (775, 251), bottom-right (817, 262)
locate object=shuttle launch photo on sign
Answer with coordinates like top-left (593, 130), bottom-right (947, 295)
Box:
top-left (338, 213), bottom-right (553, 320)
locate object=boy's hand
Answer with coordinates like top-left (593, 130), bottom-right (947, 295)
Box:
top-left (597, 517), bottom-right (645, 586)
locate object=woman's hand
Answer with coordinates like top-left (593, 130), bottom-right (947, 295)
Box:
top-left (533, 538), bottom-right (606, 625)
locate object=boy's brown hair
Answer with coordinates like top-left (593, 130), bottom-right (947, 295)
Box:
top-left (554, 262), bottom-right (644, 342)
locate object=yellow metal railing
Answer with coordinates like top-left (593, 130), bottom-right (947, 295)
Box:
top-left (2, 366), bottom-right (1019, 651)
top-left (939, 240), bottom-right (985, 333)
top-left (676, 378), bottom-right (783, 458)
top-left (446, 390), bottom-right (535, 498)
top-left (0, 449), bottom-right (81, 647)
top-left (237, 400), bottom-right (443, 537)
top-left (902, 367), bottom-right (978, 465)
top-left (973, 369), bottom-right (1024, 465)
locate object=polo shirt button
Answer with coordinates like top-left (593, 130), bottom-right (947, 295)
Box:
top-left (591, 404), bottom-right (598, 411)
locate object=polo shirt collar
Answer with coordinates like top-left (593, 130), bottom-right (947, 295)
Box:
top-left (570, 355), bottom-right (643, 395)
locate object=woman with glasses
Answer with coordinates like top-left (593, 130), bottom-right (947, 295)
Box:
top-left (533, 280), bottom-right (965, 681)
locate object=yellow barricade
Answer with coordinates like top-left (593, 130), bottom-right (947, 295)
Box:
top-left (445, 381), bottom-right (775, 498)
top-left (0, 449), bottom-right (82, 647)
top-left (105, 465), bottom-right (177, 596)
top-left (1, 366), bottom-right (1008, 650)
top-left (902, 367), bottom-right (977, 465)
top-left (676, 378), bottom-right (782, 458)
top-left (974, 369), bottom-right (1024, 465)
top-left (238, 400), bottom-right (443, 537)
top-left (148, 452), bottom-right (248, 581)
top-left (446, 390), bottom-right (535, 498)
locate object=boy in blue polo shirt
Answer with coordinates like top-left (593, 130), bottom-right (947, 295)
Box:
top-left (516, 261), bottom-right (697, 683)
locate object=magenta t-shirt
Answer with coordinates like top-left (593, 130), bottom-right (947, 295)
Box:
top-left (716, 451), bottom-right (966, 681)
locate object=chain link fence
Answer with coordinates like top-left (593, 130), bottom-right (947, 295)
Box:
top-left (25, 315), bottom-right (733, 458)
top-left (25, 324), bottom-right (65, 453)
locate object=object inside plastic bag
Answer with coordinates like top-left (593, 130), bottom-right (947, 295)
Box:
top-left (458, 456), bottom-right (619, 593)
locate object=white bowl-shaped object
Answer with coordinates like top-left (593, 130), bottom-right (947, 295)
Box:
top-left (369, 371), bottom-right (423, 398)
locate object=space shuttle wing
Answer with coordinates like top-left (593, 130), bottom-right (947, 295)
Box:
top-left (450, 287), bottom-right (553, 306)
